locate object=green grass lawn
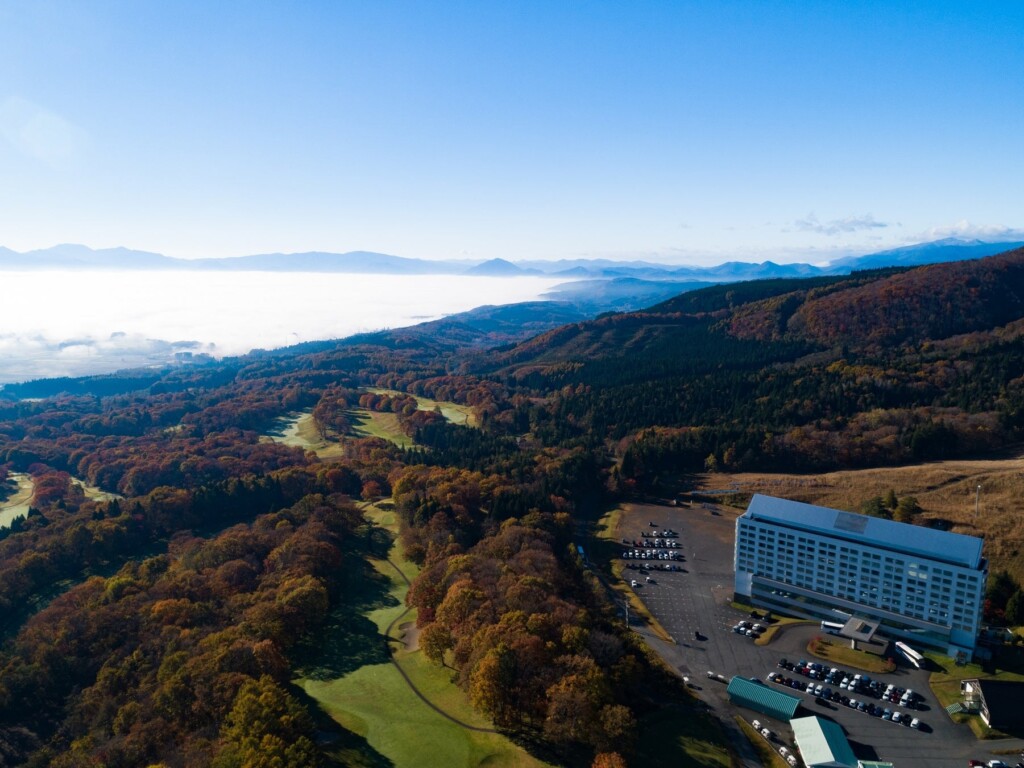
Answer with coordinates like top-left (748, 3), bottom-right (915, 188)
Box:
top-left (805, 636), bottom-right (895, 673)
top-left (297, 514), bottom-right (553, 768)
top-left (367, 388), bottom-right (477, 427)
top-left (634, 704), bottom-right (732, 768)
top-left (736, 717), bottom-right (789, 768)
top-left (303, 662), bottom-right (548, 768)
top-left (349, 410), bottom-right (415, 447)
top-left (925, 650), bottom-right (1024, 739)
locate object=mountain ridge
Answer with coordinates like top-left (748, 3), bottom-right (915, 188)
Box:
top-left (3, 238), bottom-right (1022, 280)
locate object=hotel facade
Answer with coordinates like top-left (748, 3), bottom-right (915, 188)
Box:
top-left (734, 495), bottom-right (986, 656)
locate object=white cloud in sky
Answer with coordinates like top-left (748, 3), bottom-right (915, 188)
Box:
top-left (0, 96), bottom-right (84, 164)
top-left (793, 213), bottom-right (889, 236)
top-left (917, 220), bottom-right (1024, 242)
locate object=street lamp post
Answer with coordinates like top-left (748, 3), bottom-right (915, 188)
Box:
top-left (975, 485), bottom-right (981, 518)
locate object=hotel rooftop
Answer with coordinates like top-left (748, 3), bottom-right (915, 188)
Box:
top-left (742, 494), bottom-right (983, 570)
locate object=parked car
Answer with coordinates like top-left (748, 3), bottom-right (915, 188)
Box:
top-left (910, 718), bottom-right (921, 729)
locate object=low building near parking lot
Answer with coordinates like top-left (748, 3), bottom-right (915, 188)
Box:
top-left (726, 676), bottom-right (802, 721)
top-left (961, 678), bottom-right (1024, 732)
top-left (791, 715), bottom-right (858, 768)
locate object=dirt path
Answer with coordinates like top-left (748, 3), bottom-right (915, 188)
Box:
top-left (399, 621), bottom-right (420, 652)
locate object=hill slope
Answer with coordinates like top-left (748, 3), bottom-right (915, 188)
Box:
top-left (464, 246), bottom-right (1024, 474)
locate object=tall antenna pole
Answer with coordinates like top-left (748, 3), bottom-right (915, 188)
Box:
top-left (975, 485), bottom-right (981, 519)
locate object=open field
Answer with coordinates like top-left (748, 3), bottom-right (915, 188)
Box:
top-left (262, 407), bottom-right (413, 453)
top-left (349, 410), bottom-right (415, 448)
top-left (0, 472), bottom-right (34, 529)
top-left (265, 389), bottom-right (476, 455)
top-left (368, 388), bottom-right (477, 427)
top-left (704, 451), bottom-right (1024, 580)
top-left (299, 502), bottom-right (552, 768)
top-left (261, 409), bottom-right (349, 458)
top-left (632, 704), bottom-right (732, 768)
top-left (70, 476), bottom-right (122, 503)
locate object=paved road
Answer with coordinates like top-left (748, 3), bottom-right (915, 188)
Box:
top-left (612, 501), bottom-right (1024, 768)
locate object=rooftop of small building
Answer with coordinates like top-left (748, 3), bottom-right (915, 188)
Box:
top-left (726, 676), bottom-right (802, 720)
top-left (791, 715), bottom-right (858, 768)
top-left (741, 494), bottom-right (984, 570)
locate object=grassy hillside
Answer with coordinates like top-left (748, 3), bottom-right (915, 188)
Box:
top-left (701, 452), bottom-right (1024, 581)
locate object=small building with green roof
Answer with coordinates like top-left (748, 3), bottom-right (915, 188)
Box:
top-left (726, 677), bottom-right (802, 721)
top-left (791, 716), bottom-right (858, 768)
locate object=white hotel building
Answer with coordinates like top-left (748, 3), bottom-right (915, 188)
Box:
top-left (734, 495), bottom-right (987, 656)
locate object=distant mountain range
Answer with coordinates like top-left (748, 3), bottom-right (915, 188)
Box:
top-left (2, 238), bottom-right (1022, 284)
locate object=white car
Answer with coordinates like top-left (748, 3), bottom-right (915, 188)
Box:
top-left (910, 718), bottom-right (920, 729)
top-left (630, 579), bottom-right (638, 587)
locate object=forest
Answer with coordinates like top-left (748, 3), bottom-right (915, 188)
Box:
top-left (2, 246), bottom-right (1024, 766)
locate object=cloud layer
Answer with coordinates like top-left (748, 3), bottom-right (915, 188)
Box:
top-left (794, 213), bottom-right (889, 236)
top-left (917, 220), bottom-right (1024, 242)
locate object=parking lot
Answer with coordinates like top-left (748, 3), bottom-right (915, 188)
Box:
top-left (610, 500), bottom-right (1024, 768)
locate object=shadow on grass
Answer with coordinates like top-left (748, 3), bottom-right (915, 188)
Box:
top-left (635, 702), bottom-right (732, 768)
top-left (293, 558), bottom-right (400, 680)
top-left (349, 523), bottom-right (396, 560)
top-left (291, 682), bottom-right (395, 768)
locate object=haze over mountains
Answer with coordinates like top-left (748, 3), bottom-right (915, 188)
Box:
top-left (2, 237), bottom-right (1022, 281)
top-left (3, 238), bottom-right (1024, 387)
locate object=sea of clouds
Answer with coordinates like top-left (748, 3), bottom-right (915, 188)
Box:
top-left (0, 271), bottom-right (563, 384)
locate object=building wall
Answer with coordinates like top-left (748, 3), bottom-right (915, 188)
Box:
top-left (734, 512), bottom-right (985, 655)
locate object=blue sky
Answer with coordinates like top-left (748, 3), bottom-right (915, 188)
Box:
top-left (0, 1), bottom-right (1021, 265)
